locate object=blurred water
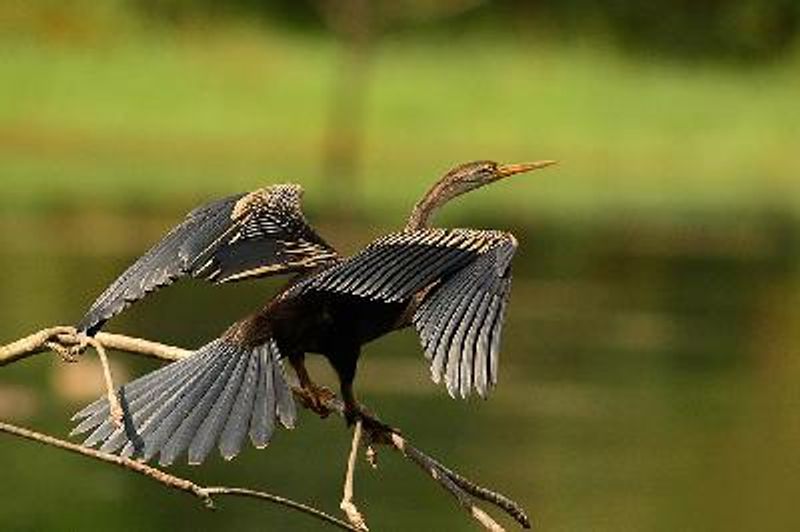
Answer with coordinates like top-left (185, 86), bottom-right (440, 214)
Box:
top-left (1, 215), bottom-right (799, 531)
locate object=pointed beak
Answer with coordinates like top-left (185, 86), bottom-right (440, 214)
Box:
top-left (496, 160), bottom-right (558, 178)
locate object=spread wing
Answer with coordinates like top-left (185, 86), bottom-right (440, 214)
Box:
top-left (71, 334), bottom-right (296, 466)
top-left (78, 184), bottom-right (338, 335)
top-left (297, 228), bottom-right (517, 398)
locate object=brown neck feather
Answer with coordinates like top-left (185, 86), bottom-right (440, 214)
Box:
top-left (405, 179), bottom-right (458, 232)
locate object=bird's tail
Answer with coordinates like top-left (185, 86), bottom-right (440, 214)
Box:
top-left (70, 337), bottom-right (296, 466)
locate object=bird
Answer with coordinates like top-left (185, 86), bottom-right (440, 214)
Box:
top-left (71, 159), bottom-right (556, 466)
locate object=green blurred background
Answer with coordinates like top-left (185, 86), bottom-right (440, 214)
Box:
top-left (1, 1), bottom-right (799, 530)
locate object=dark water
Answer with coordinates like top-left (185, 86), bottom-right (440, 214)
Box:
top-left (1, 215), bottom-right (799, 531)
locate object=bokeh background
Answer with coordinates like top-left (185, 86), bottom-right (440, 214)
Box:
top-left (2, 1), bottom-right (799, 531)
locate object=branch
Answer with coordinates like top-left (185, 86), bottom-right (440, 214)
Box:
top-left (340, 419), bottom-right (369, 531)
top-left (384, 432), bottom-right (512, 532)
top-left (0, 327), bottom-right (190, 366)
top-left (0, 420), bottom-right (356, 531)
top-left (1, 326), bottom-right (532, 530)
top-left (0, 326), bottom-right (77, 366)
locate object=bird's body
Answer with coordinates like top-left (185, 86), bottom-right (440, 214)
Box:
top-left (72, 160), bottom-right (555, 465)
top-left (232, 284), bottom-right (409, 385)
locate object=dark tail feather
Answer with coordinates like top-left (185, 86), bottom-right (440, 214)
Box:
top-left (71, 337), bottom-right (295, 466)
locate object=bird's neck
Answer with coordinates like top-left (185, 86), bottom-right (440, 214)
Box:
top-left (405, 200), bottom-right (434, 232)
top-left (405, 180), bottom-right (455, 232)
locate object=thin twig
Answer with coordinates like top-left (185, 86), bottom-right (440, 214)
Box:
top-left (340, 419), bottom-right (369, 531)
top-left (0, 419), bottom-right (213, 504)
top-left (0, 327), bottom-right (191, 366)
top-left (0, 326), bottom-right (76, 366)
top-left (0, 420), bottom-right (358, 531)
top-left (384, 431), bottom-right (506, 532)
top-left (87, 332), bottom-right (189, 362)
top-left (85, 336), bottom-right (123, 427)
top-left (203, 487), bottom-right (359, 531)
top-left (416, 446), bottom-right (531, 527)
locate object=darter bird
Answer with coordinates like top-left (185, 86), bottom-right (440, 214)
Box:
top-left (71, 159), bottom-right (556, 466)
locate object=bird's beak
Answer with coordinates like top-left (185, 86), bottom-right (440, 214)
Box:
top-left (496, 160), bottom-right (558, 178)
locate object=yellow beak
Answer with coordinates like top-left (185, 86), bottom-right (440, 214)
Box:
top-left (496, 160), bottom-right (558, 178)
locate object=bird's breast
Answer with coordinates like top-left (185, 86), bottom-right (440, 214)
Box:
top-left (269, 292), bottom-right (409, 355)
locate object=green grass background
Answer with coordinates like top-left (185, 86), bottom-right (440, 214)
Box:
top-left (2, 21), bottom-right (798, 222)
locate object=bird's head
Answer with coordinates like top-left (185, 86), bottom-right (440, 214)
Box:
top-left (406, 159), bottom-right (557, 231)
top-left (439, 159), bottom-right (557, 196)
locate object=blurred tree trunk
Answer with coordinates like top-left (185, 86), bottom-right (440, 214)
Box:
top-left (317, 0), bottom-right (377, 220)
top-left (315, 0), bottom-right (488, 221)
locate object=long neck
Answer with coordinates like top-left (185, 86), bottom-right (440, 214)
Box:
top-left (405, 179), bottom-right (462, 232)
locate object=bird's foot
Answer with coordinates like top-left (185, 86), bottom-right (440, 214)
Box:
top-left (65, 333), bottom-right (90, 361)
top-left (297, 382), bottom-right (337, 419)
top-left (344, 402), bottom-right (398, 440)
top-left (42, 326), bottom-right (87, 363)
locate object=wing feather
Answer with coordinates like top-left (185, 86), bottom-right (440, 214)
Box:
top-left (74, 335), bottom-right (293, 465)
top-left (152, 343), bottom-right (242, 465)
top-left (297, 228), bottom-right (517, 398)
top-left (219, 348), bottom-right (260, 459)
top-left (451, 274), bottom-right (491, 398)
top-left (78, 184), bottom-right (338, 335)
top-left (186, 348), bottom-right (251, 465)
top-left (414, 235), bottom-right (516, 397)
top-left (250, 345), bottom-right (276, 448)
top-left (465, 291), bottom-right (493, 397)
top-left (431, 264), bottom-right (481, 387)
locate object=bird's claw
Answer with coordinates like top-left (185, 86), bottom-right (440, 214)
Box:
top-left (43, 327), bottom-right (87, 363)
top-left (48, 341), bottom-right (80, 363)
top-left (61, 350), bottom-right (80, 363)
top-left (297, 383), bottom-right (337, 418)
top-left (344, 403), bottom-right (398, 440)
top-left (70, 337), bottom-right (89, 356)
top-left (62, 331), bottom-right (89, 362)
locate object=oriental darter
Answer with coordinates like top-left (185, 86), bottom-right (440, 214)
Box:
top-left (71, 159), bottom-right (556, 466)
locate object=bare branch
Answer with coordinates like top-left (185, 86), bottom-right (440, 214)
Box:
top-left (340, 420), bottom-right (369, 531)
top-left (0, 419), bottom-right (214, 504)
top-left (85, 336), bottom-right (124, 427)
top-left (201, 487), bottom-right (359, 530)
top-left (88, 332), bottom-right (190, 362)
top-left (385, 432), bottom-right (512, 531)
top-left (0, 327), bottom-right (190, 367)
top-left (0, 420), bottom-right (358, 531)
top-left (406, 441), bottom-right (532, 527)
top-left (0, 326), bottom-right (76, 366)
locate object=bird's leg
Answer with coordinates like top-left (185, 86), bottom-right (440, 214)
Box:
top-left (339, 377), bottom-right (396, 439)
top-left (289, 354), bottom-right (336, 418)
top-left (328, 348), bottom-right (397, 438)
